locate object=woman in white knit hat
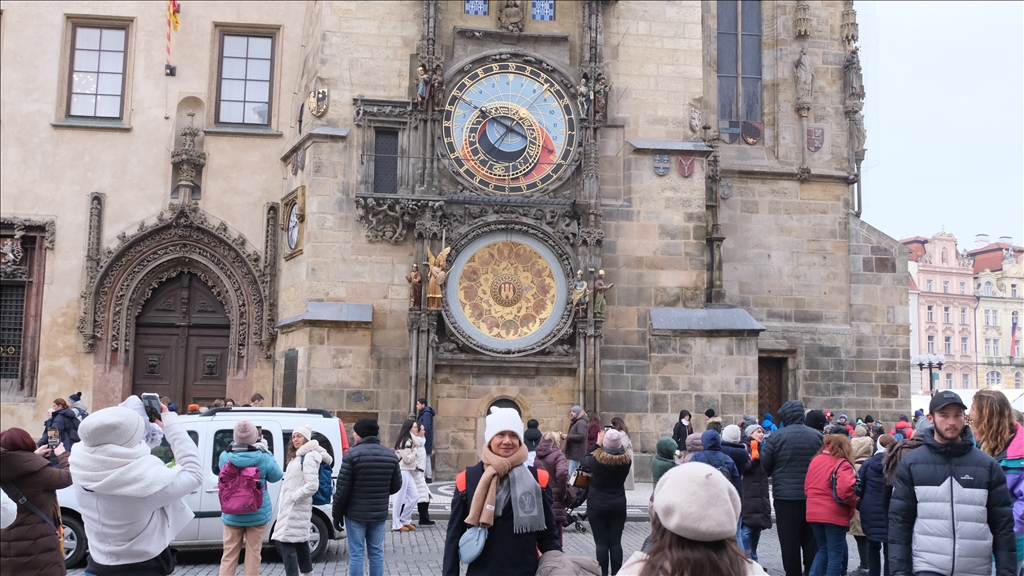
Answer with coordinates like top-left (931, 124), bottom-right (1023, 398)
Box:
top-left (618, 462), bottom-right (769, 576)
top-left (440, 406), bottom-right (561, 576)
top-left (272, 424), bottom-right (333, 576)
top-left (68, 400), bottom-right (203, 575)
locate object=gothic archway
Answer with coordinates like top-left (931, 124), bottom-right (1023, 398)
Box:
top-left (79, 200), bottom-right (278, 408)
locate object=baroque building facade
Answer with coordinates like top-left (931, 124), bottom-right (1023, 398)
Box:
top-left (0, 0), bottom-right (909, 478)
top-left (969, 237), bottom-right (1024, 390)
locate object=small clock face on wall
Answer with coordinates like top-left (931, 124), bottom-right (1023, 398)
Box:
top-left (287, 204), bottom-right (299, 250)
top-left (442, 62), bottom-right (578, 195)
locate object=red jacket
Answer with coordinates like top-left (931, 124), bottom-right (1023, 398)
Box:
top-left (889, 420), bottom-right (913, 439)
top-left (804, 450), bottom-right (857, 526)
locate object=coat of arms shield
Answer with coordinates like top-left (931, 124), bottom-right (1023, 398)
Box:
top-left (307, 89), bottom-right (329, 118)
top-left (678, 156), bottom-right (695, 178)
top-left (653, 155), bottom-right (670, 176)
top-left (741, 121), bottom-right (763, 145)
top-left (720, 120), bottom-right (740, 144)
top-left (807, 127), bottom-right (824, 152)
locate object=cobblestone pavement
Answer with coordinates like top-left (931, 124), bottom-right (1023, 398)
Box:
top-left (70, 519), bottom-right (862, 575)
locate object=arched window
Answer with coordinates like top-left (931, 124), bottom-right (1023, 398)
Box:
top-left (986, 371), bottom-right (1003, 387)
top-left (1016, 372), bottom-right (1022, 389)
top-left (941, 248), bottom-right (948, 264)
top-left (985, 282), bottom-right (994, 296)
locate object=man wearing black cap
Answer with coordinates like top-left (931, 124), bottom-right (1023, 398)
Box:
top-left (333, 418), bottom-right (402, 576)
top-left (888, 391), bottom-right (1016, 576)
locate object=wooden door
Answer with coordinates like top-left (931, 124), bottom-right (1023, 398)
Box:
top-left (132, 274), bottom-right (230, 407)
top-left (757, 357), bottom-right (785, 420)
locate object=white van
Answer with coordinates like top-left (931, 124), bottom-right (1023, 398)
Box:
top-left (57, 407), bottom-right (349, 568)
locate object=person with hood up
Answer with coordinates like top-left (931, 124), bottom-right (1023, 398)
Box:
top-left (534, 430), bottom-right (571, 544)
top-left (805, 409), bottom-right (828, 433)
top-left (690, 430), bottom-right (742, 495)
top-left (617, 463), bottom-right (769, 576)
top-left (563, 406), bottom-right (589, 476)
top-left (652, 436), bottom-right (678, 490)
top-left (0, 428), bottom-right (70, 576)
top-left (804, 434), bottom-right (858, 576)
top-left (272, 424), bottom-right (333, 576)
top-left (442, 407), bottom-right (560, 576)
top-left (672, 410), bottom-right (693, 450)
top-left (741, 425), bottom-right (771, 562)
top-left (761, 400), bottom-right (823, 576)
top-left (847, 430), bottom-right (875, 576)
top-left (888, 414), bottom-right (914, 440)
top-left (761, 413), bottom-right (778, 435)
top-left (68, 402), bottom-right (202, 576)
top-left (680, 433), bottom-right (704, 464)
top-left (37, 397), bottom-right (80, 454)
top-left (415, 398), bottom-right (436, 482)
top-left (217, 420), bottom-right (283, 576)
top-left (856, 434), bottom-right (895, 576)
top-left (581, 428), bottom-right (632, 576)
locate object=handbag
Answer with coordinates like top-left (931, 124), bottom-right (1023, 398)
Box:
top-left (459, 525), bottom-right (488, 564)
top-left (1, 481), bottom-right (63, 556)
top-left (569, 468), bottom-right (592, 488)
top-left (829, 460), bottom-right (861, 505)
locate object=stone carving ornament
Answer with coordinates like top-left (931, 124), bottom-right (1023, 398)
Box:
top-left (498, 0), bottom-right (526, 33)
top-left (795, 47), bottom-right (813, 108)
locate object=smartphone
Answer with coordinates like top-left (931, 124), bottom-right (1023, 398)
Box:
top-left (141, 393), bottom-right (162, 422)
top-left (46, 427), bottom-right (60, 449)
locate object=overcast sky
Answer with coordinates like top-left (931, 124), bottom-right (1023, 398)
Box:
top-left (857, 1), bottom-right (1024, 251)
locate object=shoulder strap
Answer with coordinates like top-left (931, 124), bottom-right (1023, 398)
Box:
top-left (0, 481), bottom-right (57, 533)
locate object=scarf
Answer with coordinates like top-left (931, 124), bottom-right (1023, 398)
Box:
top-left (466, 444), bottom-right (546, 534)
top-left (750, 439), bottom-right (760, 460)
top-left (882, 435), bottom-right (925, 486)
top-left (69, 441), bottom-right (180, 497)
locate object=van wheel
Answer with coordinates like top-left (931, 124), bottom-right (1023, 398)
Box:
top-left (62, 514), bottom-right (89, 568)
top-left (309, 514), bottom-right (329, 560)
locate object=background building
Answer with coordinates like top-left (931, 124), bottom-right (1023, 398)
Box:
top-left (970, 235), bottom-right (1023, 389)
top-left (1, 1), bottom-right (909, 478)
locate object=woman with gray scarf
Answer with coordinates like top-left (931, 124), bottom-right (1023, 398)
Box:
top-left (441, 407), bottom-right (561, 576)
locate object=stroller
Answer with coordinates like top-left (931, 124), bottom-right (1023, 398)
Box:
top-left (563, 467), bottom-right (591, 533)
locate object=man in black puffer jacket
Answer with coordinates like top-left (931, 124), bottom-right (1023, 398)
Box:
top-left (333, 418), bottom-right (402, 576)
top-left (761, 400), bottom-right (823, 576)
top-left (888, 391), bottom-right (1016, 576)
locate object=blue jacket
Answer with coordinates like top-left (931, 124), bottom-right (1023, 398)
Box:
top-left (856, 450), bottom-right (888, 542)
top-left (761, 414), bottom-right (778, 434)
top-left (218, 446), bottom-right (283, 527)
top-left (691, 430), bottom-right (742, 496)
top-left (417, 406), bottom-right (436, 454)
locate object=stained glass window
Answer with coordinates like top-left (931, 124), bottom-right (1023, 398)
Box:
top-left (465, 0), bottom-right (489, 15)
top-left (717, 1), bottom-right (762, 128)
top-left (532, 0), bottom-right (555, 21)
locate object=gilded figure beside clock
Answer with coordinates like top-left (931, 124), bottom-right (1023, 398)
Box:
top-left (441, 61), bottom-right (579, 195)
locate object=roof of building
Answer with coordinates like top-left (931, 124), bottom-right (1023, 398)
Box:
top-left (908, 275), bottom-right (919, 291)
top-left (900, 237), bottom-right (928, 262)
top-left (966, 242), bottom-right (1024, 274)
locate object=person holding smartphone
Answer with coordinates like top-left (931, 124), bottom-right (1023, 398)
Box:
top-left (0, 427), bottom-right (71, 575)
top-left (36, 397), bottom-right (80, 455)
top-left (68, 399), bottom-right (203, 575)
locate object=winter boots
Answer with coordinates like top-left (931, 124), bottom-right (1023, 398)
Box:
top-left (417, 502), bottom-right (435, 526)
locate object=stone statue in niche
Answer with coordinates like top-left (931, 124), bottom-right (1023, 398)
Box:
top-left (431, 65), bottom-right (445, 109)
top-left (571, 270), bottom-right (590, 315)
top-left (405, 264), bottom-right (423, 309)
top-left (592, 269), bottom-right (614, 315)
top-left (426, 246), bottom-right (451, 310)
top-left (593, 75), bottom-right (609, 121)
top-left (795, 47), bottom-right (813, 104)
top-left (416, 65), bottom-right (431, 110)
top-left (850, 111), bottom-right (866, 156)
top-left (498, 0), bottom-right (525, 33)
top-left (578, 74), bottom-right (592, 118)
top-left (843, 48), bottom-right (865, 110)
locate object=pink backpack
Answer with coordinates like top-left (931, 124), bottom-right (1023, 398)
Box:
top-left (218, 460), bottom-right (263, 514)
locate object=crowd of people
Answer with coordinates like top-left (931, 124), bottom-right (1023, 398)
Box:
top-left (1, 389), bottom-right (1022, 576)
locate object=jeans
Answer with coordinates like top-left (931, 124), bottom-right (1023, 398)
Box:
top-left (810, 522), bottom-right (849, 576)
top-left (568, 459), bottom-right (580, 477)
top-left (774, 499), bottom-right (818, 576)
top-left (866, 538), bottom-right (889, 576)
top-left (220, 522), bottom-right (268, 576)
top-left (346, 518), bottom-right (386, 576)
top-left (741, 524), bottom-right (763, 562)
top-left (588, 507), bottom-right (626, 576)
top-left (275, 541), bottom-right (313, 576)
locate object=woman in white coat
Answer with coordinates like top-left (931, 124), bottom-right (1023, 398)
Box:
top-left (272, 425), bottom-right (333, 576)
top-left (411, 422), bottom-right (433, 526)
top-left (392, 419), bottom-right (420, 532)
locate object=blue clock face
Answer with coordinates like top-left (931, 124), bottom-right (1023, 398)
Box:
top-left (442, 62), bottom-right (578, 194)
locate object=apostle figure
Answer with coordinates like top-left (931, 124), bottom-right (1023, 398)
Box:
top-left (416, 65), bottom-right (431, 110)
top-left (593, 269), bottom-right (614, 315)
top-left (431, 65), bottom-right (445, 109)
top-left (571, 270), bottom-right (590, 315)
top-left (405, 264), bottom-right (423, 309)
top-left (427, 246), bottom-right (451, 310)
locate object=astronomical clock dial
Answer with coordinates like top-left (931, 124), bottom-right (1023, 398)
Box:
top-left (287, 204), bottom-right (299, 250)
top-left (442, 62), bottom-right (578, 195)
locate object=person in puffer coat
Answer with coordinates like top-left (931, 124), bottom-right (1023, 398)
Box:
top-left (847, 434), bottom-right (874, 576)
top-left (805, 434), bottom-right (857, 576)
top-left (217, 420), bottom-right (284, 576)
top-left (651, 436), bottom-right (677, 489)
top-left (272, 425), bottom-right (333, 576)
top-left (581, 429), bottom-right (632, 576)
top-left (411, 421), bottom-right (433, 526)
top-left (721, 425), bottom-right (751, 491)
top-left (37, 398), bottom-right (80, 453)
top-left (889, 391), bottom-right (1016, 576)
top-left (691, 430), bottom-right (742, 496)
top-left (741, 425), bottom-right (771, 562)
top-left (536, 550), bottom-right (601, 576)
top-left (857, 434), bottom-right (894, 576)
top-left (761, 400), bottom-right (822, 576)
top-left (534, 431), bottom-right (570, 544)
top-left (679, 432), bottom-right (704, 463)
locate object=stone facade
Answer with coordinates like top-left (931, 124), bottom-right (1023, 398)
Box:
top-left (0, 1), bottom-right (910, 480)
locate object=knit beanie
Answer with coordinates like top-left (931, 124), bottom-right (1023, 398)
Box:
top-left (293, 425), bottom-right (313, 442)
top-left (484, 406), bottom-right (524, 444)
top-left (570, 405), bottom-right (582, 415)
top-left (704, 408), bottom-right (716, 419)
top-left (603, 429), bottom-right (623, 449)
top-left (353, 418), bottom-right (379, 438)
top-left (744, 424), bottom-right (761, 438)
top-left (69, 391), bottom-right (83, 402)
top-left (805, 410), bottom-right (828, 432)
top-left (78, 406), bottom-right (147, 448)
top-left (863, 415), bottom-right (875, 424)
top-left (233, 420), bottom-right (259, 445)
top-left (722, 425), bottom-right (742, 443)
top-left (654, 463), bottom-right (741, 542)
top-left (855, 425), bottom-right (868, 437)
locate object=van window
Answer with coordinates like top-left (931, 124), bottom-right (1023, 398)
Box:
top-left (283, 431), bottom-right (335, 464)
top-left (212, 428), bottom-right (274, 475)
top-left (150, 431), bottom-right (199, 466)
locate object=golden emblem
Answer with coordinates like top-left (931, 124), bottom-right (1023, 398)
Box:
top-left (307, 89), bottom-right (328, 118)
top-left (458, 241), bottom-right (555, 340)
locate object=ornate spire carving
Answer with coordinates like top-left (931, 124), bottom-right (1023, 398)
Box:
top-left (841, 1), bottom-right (859, 48)
top-left (794, 2), bottom-right (811, 38)
top-left (170, 111), bottom-right (206, 186)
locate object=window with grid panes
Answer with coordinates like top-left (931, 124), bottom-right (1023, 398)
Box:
top-left (962, 374), bottom-right (970, 388)
top-left (961, 337), bottom-right (968, 355)
top-left (945, 373), bottom-right (952, 389)
top-left (68, 26), bottom-right (127, 118)
top-left (960, 282), bottom-right (966, 294)
top-left (961, 308), bottom-right (967, 324)
top-left (944, 307), bottom-right (950, 323)
top-left (717, 1), bottom-right (761, 139)
top-left (985, 310), bottom-right (991, 325)
top-left (927, 306), bottom-right (933, 322)
top-left (372, 129), bottom-right (399, 194)
top-left (926, 279), bottom-right (933, 292)
top-left (465, 0), bottom-right (489, 15)
top-left (944, 336), bottom-right (951, 355)
top-left (927, 336), bottom-right (934, 354)
top-left (986, 371), bottom-right (1002, 386)
top-left (217, 34), bottom-right (273, 125)
top-left (0, 284), bottom-right (26, 383)
top-left (943, 281), bottom-right (949, 293)
top-left (531, 1), bottom-right (555, 21)
top-left (0, 232), bottom-right (45, 397)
